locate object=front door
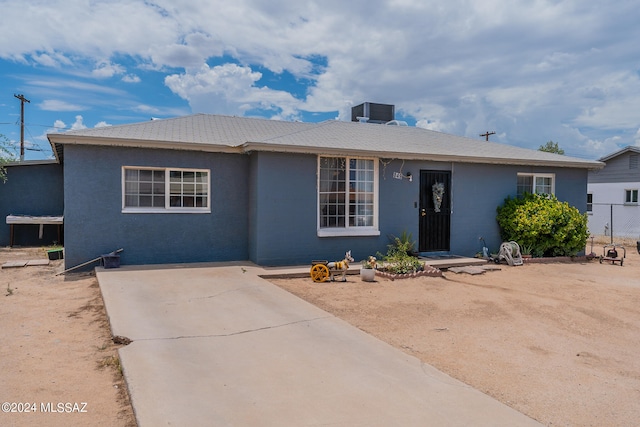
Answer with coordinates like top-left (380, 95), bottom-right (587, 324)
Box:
top-left (419, 170), bottom-right (451, 252)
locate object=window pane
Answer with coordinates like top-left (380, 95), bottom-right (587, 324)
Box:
top-left (319, 157), bottom-right (347, 228)
top-left (183, 183), bottom-right (195, 194)
top-left (139, 183), bottom-right (152, 194)
top-left (125, 195), bottom-right (138, 207)
top-left (139, 195), bottom-right (153, 207)
top-left (535, 177), bottom-right (552, 194)
top-left (170, 196), bottom-right (181, 207)
top-left (517, 175), bottom-right (533, 196)
top-left (124, 168), bottom-right (207, 210)
top-left (125, 169), bottom-right (138, 181)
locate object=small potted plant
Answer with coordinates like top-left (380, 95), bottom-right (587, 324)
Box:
top-left (360, 256), bottom-right (377, 282)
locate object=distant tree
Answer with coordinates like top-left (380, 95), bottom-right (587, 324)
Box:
top-left (0, 134), bottom-right (16, 183)
top-left (539, 140), bottom-right (565, 155)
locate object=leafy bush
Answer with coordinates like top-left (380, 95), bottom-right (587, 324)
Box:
top-left (496, 193), bottom-right (588, 257)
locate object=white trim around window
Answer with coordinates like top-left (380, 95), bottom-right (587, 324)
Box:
top-left (624, 189), bottom-right (638, 205)
top-left (122, 166), bottom-right (211, 213)
top-left (517, 172), bottom-right (555, 197)
top-left (317, 156), bottom-right (380, 237)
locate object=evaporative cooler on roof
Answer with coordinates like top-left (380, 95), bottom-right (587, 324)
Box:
top-left (351, 102), bottom-right (395, 124)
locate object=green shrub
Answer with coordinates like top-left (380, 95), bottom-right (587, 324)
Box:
top-left (496, 193), bottom-right (588, 257)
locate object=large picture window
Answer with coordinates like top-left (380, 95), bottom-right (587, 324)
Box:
top-left (517, 173), bottom-right (555, 197)
top-left (318, 156), bottom-right (379, 237)
top-left (123, 167), bottom-right (210, 212)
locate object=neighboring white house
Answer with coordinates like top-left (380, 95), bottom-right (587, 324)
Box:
top-left (587, 146), bottom-right (640, 239)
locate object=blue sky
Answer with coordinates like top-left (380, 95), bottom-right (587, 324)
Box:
top-left (1, 0), bottom-right (640, 161)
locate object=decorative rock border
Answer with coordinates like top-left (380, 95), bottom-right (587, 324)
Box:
top-left (375, 265), bottom-right (443, 280)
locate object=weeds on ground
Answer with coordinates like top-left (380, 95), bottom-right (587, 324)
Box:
top-left (376, 232), bottom-right (424, 274)
top-left (98, 354), bottom-right (123, 376)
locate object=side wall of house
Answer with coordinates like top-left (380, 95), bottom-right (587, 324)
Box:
top-left (587, 182), bottom-right (640, 239)
top-left (63, 145), bottom-right (249, 269)
top-left (0, 162), bottom-right (64, 246)
top-left (589, 152), bottom-right (640, 184)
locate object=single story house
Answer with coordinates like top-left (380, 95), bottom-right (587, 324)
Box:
top-left (40, 112), bottom-right (604, 269)
top-left (587, 146), bottom-right (640, 239)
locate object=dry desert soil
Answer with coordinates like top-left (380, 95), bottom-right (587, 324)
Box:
top-left (2, 242), bottom-right (640, 426)
top-left (271, 244), bottom-right (640, 427)
top-left (0, 247), bottom-right (136, 427)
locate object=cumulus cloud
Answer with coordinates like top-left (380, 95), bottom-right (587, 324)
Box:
top-left (92, 61), bottom-right (126, 79)
top-left (70, 115), bottom-right (87, 130)
top-left (165, 63), bottom-right (300, 117)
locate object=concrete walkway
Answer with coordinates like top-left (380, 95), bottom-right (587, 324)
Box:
top-left (96, 262), bottom-right (541, 427)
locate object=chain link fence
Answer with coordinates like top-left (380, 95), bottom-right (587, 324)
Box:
top-left (588, 203), bottom-right (640, 245)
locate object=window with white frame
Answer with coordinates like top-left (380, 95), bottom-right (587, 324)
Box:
top-left (123, 167), bottom-right (210, 212)
top-left (517, 173), bottom-right (555, 197)
top-left (625, 189), bottom-right (638, 204)
top-left (318, 156), bottom-right (378, 236)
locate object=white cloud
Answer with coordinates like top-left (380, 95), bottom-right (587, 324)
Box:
top-left (39, 99), bottom-right (85, 112)
top-left (92, 61), bottom-right (126, 79)
top-left (122, 74), bottom-right (141, 83)
top-left (94, 121), bottom-right (111, 128)
top-left (165, 63), bottom-right (300, 117)
top-left (1, 0), bottom-right (640, 158)
top-left (70, 115), bottom-right (87, 130)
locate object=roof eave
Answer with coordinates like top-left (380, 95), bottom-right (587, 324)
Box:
top-left (243, 142), bottom-right (605, 169)
top-left (47, 134), bottom-right (243, 156)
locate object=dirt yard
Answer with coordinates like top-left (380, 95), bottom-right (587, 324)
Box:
top-left (2, 243), bottom-right (639, 427)
top-left (0, 247), bottom-right (136, 427)
top-left (270, 244), bottom-right (640, 427)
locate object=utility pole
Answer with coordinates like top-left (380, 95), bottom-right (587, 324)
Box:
top-left (480, 131), bottom-right (496, 141)
top-left (14, 94), bottom-right (30, 161)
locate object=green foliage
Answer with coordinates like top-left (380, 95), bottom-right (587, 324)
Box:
top-left (496, 193), bottom-right (589, 257)
top-left (0, 134), bottom-right (16, 183)
top-left (538, 140), bottom-right (565, 155)
top-left (377, 232), bottom-right (423, 274)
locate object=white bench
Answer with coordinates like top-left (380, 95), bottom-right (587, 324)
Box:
top-left (6, 215), bottom-right (63, 246)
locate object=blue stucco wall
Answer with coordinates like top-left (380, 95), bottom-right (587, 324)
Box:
top-left (451, 163), bottom-right (589, 255)
top-left (248, 155), bottom-right (590, 265)
top-left (249, 152), bottom-right (391, 266)
top-left (62, 145), bottom-right (590, 268)
top-left (63, 145), bottom-right (249, 269)
top-left (0, 162), bottom-right (64, 246)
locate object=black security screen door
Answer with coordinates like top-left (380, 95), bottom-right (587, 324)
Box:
top-left (419, 170), bottom-right (451, 252)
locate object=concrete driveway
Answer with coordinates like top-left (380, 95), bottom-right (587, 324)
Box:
top-left (96, 262), bottom-right (541, 427)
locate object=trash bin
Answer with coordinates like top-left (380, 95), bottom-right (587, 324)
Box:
top-left (101, 253), bottom-right (120, 269)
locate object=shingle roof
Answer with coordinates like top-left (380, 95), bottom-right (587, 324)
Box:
top-left (47, 113), bottom-right (602, 169)
top-left (598, 145), bottom-right (640, 162)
